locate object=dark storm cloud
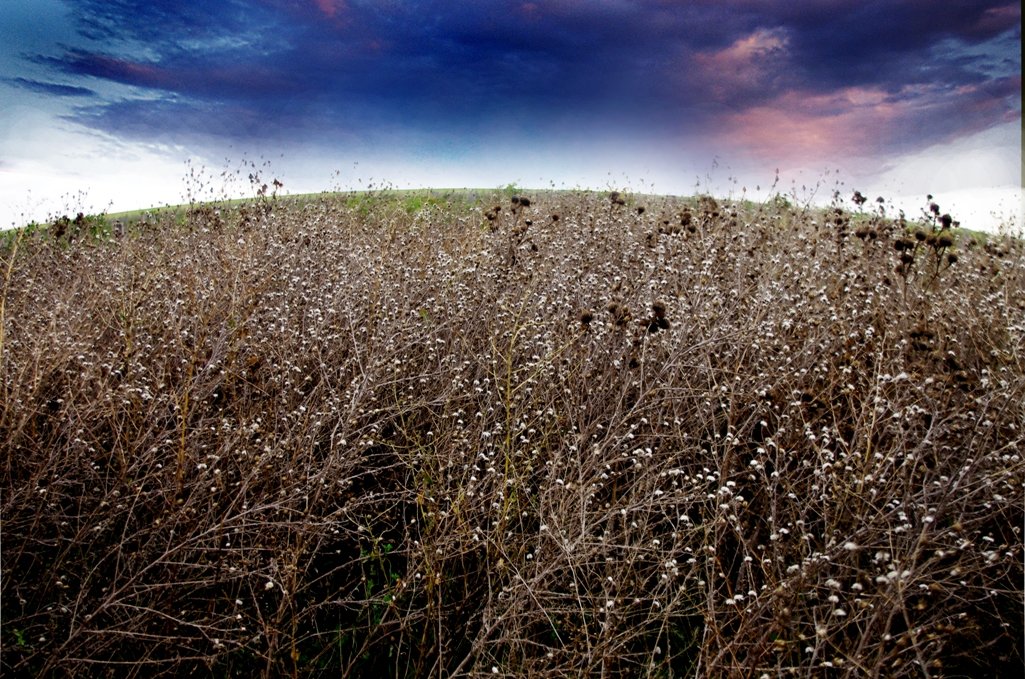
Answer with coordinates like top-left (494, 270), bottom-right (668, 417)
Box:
top-left (36, 48), bottom-right (300, 98)
top-left (25, 0), bottom-right (1022, 160)
top-left (771, 0), bottom-right (1021, 89)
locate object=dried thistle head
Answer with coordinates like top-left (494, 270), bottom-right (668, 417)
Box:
top-left (647, 317), bottom-right (670, 334)
top-left (608, 302), bottom-right (631, 327)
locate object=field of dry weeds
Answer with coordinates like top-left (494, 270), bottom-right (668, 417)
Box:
top-left (1, 190), bottom-right (1022, 677)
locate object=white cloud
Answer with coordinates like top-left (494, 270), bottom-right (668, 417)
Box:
top-left (861, 121), bottom-right (1022, 233)
top-left (0, 102), bottom-right (196, 228)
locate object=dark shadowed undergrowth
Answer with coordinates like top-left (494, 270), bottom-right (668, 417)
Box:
top-left (1, 190), bottom-right (1022, 677)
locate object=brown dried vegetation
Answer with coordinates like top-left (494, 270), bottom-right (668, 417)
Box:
top-left (1, 189), bottom-right (1023, 677)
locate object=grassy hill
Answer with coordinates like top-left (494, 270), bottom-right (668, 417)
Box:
top-left (1, 189), bottom-right (1022, 677)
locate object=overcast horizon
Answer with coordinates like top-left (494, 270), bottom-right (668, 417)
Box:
top-left (1, 1), bottom-right (1021, 232)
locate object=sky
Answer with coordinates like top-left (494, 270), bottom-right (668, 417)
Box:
top-left (1, 0), bottom-right (1021, 232)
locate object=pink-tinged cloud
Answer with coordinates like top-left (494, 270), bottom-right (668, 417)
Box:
top-left (690, 28), bottom-right (792, 102)
top-left (721, 88), bottom-right (897, 162)
top-left (705, 27), bottom-right (789, 64)
top-left (313, 0), bottom-right (349, 19)
top-left (53, 50), bottom-right (303, 100)
top-left (518, 3), bottom-right (540, 19)
top-left (70, 53), bottom-right (168, 87)
top-left (713, 82), bottom-right (1016, 167)
top-left (967, 3), bottom-right (1021, 37)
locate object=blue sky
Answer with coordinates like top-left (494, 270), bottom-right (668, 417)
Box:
top-left (1, 0), bottom-right (1021, 230)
